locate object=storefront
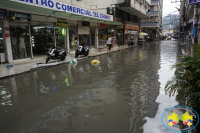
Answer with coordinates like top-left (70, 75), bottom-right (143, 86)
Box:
top-left (78, 21), bottom-right (90, 47)
top-left (117, 24), bottom-right (139, 45)
top-left (98, 23), bottom-right (118, 48)
top-left (8, 12), bottom-right (67, 59)
top-left (0, 9), bottom-right (6, 63)
top-left (1, 0), bottom-right (121, 63)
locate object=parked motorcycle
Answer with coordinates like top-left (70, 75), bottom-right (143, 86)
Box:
top-left (128, 39), bottom-right (135, 46)
top-left (76, 45), bottom-right (90, 58)
top-left (46, 47), bottom-right (66, 63)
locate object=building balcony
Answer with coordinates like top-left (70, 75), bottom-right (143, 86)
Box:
top-left (116, 0), bottom-right (149, 18)
top-left (150, 11), bottom-right (158, 16)
top-left (151, 0), bottom-right (158, 4)
top-left (141, 22), bottom-right (161, 28)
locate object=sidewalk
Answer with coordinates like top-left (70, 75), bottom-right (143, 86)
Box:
top-left (0, 45), bottom-right (133, 79)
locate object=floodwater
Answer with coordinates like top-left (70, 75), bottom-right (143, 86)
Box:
top-left (0, 40), bottom-right (186, 133)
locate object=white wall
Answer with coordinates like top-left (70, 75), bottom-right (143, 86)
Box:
top-left (146, 0), bottom-right (151, 4)
top-left (76, 0), bottom-right (124, 11)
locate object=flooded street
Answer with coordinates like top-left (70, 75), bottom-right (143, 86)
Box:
top-left (0, 40), bottom-right (185, 133)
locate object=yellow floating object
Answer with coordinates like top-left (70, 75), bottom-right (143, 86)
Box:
top-left (91, 60), bottom-right (100, 65)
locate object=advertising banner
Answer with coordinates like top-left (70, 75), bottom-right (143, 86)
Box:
top-left (9, 12), bottom-right (30, 22)
top-left (0, 9), bottom-right (7, 20)
top-left (57, 19), bottom-right (68, 27)
top-left (8, 0), bottom-right (113, 21)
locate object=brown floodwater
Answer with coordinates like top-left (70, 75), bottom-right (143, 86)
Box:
top-left (0, 40), bottom-right (188, 133)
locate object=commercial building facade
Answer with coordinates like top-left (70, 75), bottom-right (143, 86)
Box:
top-left (0, 0), bottom-right (150, 64)
top-left (77, 0), bottom-right (150, 46)
top-left (141, 0), bottom-right (163, 40)
top-left (0, 0), bottom-right (123, 63)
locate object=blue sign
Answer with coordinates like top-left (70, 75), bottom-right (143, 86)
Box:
top-left (0, 9), bottom-right (7, 20)
top-left (189, 0), bottom-right (200, 5)
top-left (8, 0), bottom-right (113, 21)
top-left (0, 33), bottom-right (2, 38)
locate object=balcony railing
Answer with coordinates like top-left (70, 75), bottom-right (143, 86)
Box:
top-left (151, 0), bottom-right (158, 4)
top-left (141, 22), bottom-right (160, 27)
top-left (150, 11), bottom-right (158, 16)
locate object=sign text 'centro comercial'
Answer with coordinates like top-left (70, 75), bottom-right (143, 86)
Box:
top-left (8, 0), bottom-right (113, 21)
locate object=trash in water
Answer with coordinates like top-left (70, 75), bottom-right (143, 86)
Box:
top-left (91, 60), bottom-right (100, 66)
top-left (70, 59), bottom-right (78, 65)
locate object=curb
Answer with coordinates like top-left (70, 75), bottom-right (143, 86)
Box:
top-left (0, 46), bottom-right (133, 79)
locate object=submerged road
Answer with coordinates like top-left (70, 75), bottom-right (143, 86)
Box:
top-left (0, 40), bottom-right (187, 133)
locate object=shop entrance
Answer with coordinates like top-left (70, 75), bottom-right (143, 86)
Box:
top-left (0, 21), bottom-right (6, 63)
top-left (55, 27), bottom-right (66, 48)
top-left (10, 24), bottom-right (31, 60)
top-left (31, 26), bottom-right (54, 55)
top-left (79, 35), bottom-right (90, 47)
top-left (31, 25), bottom-right (67, 56)
top-left (90, 28), bottom-right (95, 48)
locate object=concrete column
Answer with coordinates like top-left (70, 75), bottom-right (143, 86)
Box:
top-left (66, 26), bottom-right (70, 54)
top-left (95, 27), bottom-right (98, 49)
top-left (28, 25), bottom-right (33, 59)
top-left (3, 21), bottom-right (13, 63)
top-left (54, 28), bottom-right (56, 47)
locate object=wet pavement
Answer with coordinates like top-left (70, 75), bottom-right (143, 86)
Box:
top-left (0, 40), bottom-right (187, 133)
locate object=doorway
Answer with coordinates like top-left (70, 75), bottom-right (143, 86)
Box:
top-left (79, 35), bottom-right (90, 47)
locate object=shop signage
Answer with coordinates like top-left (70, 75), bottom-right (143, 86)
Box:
top-left (117, 25), bottom-right (139, 30)
top-left (82, 21), bottom-right (90, 26)
top-left (3, 33), bottom-right (9, 38)
top-left (57, 19), bottom-right (68, 27)
top-left (113, 17), bottom-right (122, 22)
top-left (189, 0), bottom-right (200, 5)
top-left (4, 27), bottom-right (10, 31)
top-left (8, 0), bottom-right (113, 21)
top-left (100, 23), bottom-right (106, 28)
top-left (0, 9), bottom-right (7, 20)
top-left (9, 12), bottom-right (30, 22)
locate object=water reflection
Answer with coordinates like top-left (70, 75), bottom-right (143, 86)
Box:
top-left (0, 41), bottom-right (183, 133)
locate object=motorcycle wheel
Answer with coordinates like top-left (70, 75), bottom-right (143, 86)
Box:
top-left (46, 57), bottom-right (50, 64)
top-left (61, 53), bottom-right (66, 61)
top-left (85, 52), bottom-right (89, 56)
top-left (75, 52), bottom-right (79, 58)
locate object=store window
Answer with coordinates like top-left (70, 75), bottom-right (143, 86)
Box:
top-left (90, 28), bottom-right (95, 48)
top-left (69, 26), bottom-right (78, 51)
top-left (31, 26), bottom-right (54, 55)
top-left (98, 25), bottom-right (118, 47)
top-left (10, 25), bottom-right (31, 60)
top-left (55, 27), bottom-right (66, 48)
top-left (79, 35), bottom-right (90, 46)
top-left (0, 22), bottom-right (4, 53)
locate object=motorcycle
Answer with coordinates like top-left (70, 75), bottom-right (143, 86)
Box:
top-left (46, 47), bottom-right (66, 63)
top-left (128, 39), bottom-right (135, 46)
top-left (75, 45), bottom-right (90, 58)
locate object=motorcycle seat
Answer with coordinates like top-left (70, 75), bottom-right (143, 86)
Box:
top-left (56, 48), bottom-right (65, 52)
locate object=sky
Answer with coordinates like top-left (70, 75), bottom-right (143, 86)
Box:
top-left (163, 0), bottom-right (180, 17)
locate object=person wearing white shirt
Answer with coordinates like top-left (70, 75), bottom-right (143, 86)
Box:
top-left (106, 36), bottom-right (112, 51)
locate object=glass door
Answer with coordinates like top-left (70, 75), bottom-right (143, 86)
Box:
top-left (55, 27), bottom-right (66, 48)
top-left (10, 24), bottom-right (31, 60)
top-left (79, 35), bottom-right (90, 47)
top-left (31, 26), bottom-right (54, 55)
top-left (0, 22), bottom-right (4, 53)
top-left (90, 28), bottom-right (95, 48)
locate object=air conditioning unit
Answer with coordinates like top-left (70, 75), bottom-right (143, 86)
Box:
top-left (107, 7), bottom-right (115, 15)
